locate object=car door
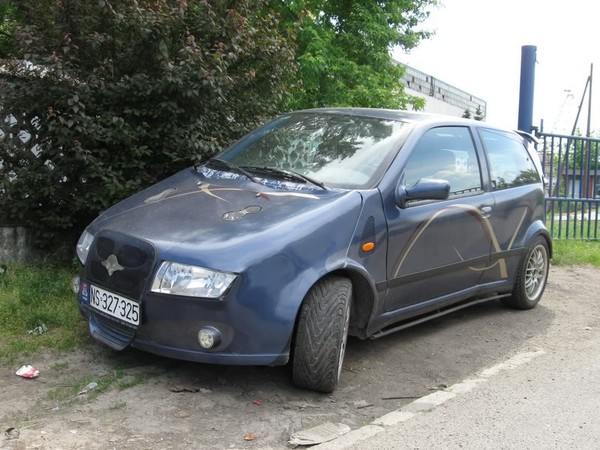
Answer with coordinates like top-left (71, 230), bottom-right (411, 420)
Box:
top-left (383, 125), bottom-right (495, 312)
top-left (475, 127), bottom-right (546, 286)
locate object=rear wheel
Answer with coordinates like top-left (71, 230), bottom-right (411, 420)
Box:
top-left (502, 236), bottom-right (549, 310)
top-left (292, 276), bottom-right (352, 393)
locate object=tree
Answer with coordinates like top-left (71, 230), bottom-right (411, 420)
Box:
top-left (0, 0), bottom-right (296, 251)
top-left (283, 0), bottom-right (435, 111)
top-left (0, 0), bottom-right (17, 57)
top-left (564, 135), bottom-right (599, 170)
top-left (474, 105), bottom-right (485, 121)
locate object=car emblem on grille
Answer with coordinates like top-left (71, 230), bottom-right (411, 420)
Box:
top-left (102, 254), bottom-right (124, 276)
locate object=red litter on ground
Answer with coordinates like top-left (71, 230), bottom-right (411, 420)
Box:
top-left (15, 365), bottom-right (40, 379)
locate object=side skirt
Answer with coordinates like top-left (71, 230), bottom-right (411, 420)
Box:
top-left (369, 293), bottom-right (511, 340)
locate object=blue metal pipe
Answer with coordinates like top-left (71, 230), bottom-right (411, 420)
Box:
top-left (518, 45), bottom-right (537, 132)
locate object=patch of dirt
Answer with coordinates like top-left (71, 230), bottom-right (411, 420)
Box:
top-left (1, 266), bottom-right (598, 449)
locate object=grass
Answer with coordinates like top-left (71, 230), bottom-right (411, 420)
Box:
top-left (546, 216), bottom-right (600, 267)
top-left (548, 218), bottom-right (599, 240)
top-left (551, 240), bottom-right (600, 267)
top-left (0, 261), bottom-right (158, 404)
top-left (0, 261), bottom-right (88, 362)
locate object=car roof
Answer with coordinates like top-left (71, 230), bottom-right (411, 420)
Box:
top-left (294, 107), bottom-right (517, 134)
top-left (295, 107), bottom-right (445, 123)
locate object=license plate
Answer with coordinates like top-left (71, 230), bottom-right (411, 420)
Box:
top-left (89, 284), bottom-right (140, 327)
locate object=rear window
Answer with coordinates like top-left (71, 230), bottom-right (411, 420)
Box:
top-left (479, 128), bottom-right (541, 190)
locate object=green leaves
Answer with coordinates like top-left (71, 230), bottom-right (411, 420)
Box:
top-left (285, 0), bottom-right (436, 111)
top-left (0, 0), bottom-right (296, 252)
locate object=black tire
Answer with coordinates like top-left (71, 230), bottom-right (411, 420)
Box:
top-left (292, 276), bottom-right (352, 393)
top-left (502, 236), bottom-right (549, 310)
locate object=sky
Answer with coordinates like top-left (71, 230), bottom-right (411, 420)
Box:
top-left (392, 0), bottom-right (598, 134)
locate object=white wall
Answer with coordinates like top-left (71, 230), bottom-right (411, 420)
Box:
top-left (405, 88), bottom-right (468, 117)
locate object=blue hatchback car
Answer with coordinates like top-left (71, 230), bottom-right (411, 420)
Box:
top-left (74, 108), bottom-right (551, 392)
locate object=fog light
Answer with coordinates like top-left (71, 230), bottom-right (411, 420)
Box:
top-left (198, 327), bottom-right (222, 349)
top-left (71, 276), bottom-right (81, 294)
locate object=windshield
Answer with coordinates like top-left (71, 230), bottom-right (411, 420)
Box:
top-left (218, 112), bottom-right (408, 189)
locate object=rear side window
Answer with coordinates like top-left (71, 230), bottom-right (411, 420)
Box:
top-left (479, 128), bottom-right (541, 190)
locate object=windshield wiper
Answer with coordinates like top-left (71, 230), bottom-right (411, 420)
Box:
top-left (284, 169), bottom-right (329, 190)
top-left (205, 158), bottom-right (259, 183)
top-left (242, 165), bottom-right (328, 190)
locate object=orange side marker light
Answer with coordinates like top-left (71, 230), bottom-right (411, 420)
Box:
top-left (361, 242), bottom-right (375, 252)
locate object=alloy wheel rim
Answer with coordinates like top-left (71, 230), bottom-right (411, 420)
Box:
top-left (524, 245), bottom-right (548, 300)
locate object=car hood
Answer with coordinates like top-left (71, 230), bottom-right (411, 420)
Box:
top-left (88, 167), bottom-right (363, 270)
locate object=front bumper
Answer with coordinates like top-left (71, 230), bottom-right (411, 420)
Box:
top-left (77, 279), bottom-right (292, 366)
top-left (75, 229), bottom-right (300, 366)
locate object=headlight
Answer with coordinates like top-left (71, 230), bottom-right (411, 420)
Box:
top-left (151, 261), bottom-right (237, 298)
top-left (76, 230), bottom-right (94, 265)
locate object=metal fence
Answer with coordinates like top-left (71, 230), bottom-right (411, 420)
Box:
top-left (536, 132), bottom-right (600, 240)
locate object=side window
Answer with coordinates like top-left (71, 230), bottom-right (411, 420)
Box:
top-left (404, 126), bottom-right (482, 195)
top-left (479, 128), bottom-right (541, 190)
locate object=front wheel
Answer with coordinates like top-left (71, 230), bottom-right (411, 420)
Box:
top-left (292, 276), bottom-right (352, 393)
top-left (502, 236), bottom-right (549, 310)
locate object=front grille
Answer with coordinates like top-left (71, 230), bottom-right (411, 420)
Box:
top-left (90, 312), bottom-right (136, 350)
top-left (85, 230), bottom-right (156, 299)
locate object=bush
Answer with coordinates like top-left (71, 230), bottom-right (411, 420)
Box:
top-left (0, 0), bottom-right (296, 253)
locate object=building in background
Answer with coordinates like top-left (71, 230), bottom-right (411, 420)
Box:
top-left (398, 62), bottom-right (487, 119)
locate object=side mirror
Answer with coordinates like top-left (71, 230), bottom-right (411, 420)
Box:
top-left (396, 178), bottom-right (450, 208)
